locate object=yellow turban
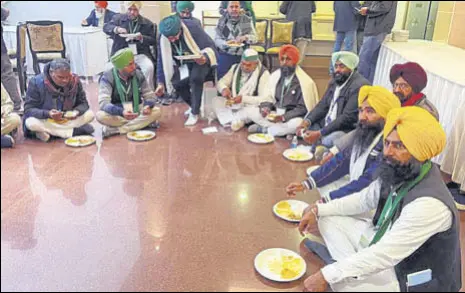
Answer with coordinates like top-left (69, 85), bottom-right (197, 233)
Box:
top-left (358, 85), bottom-right (401, 119)
top-left (125, 1), bottom-right (142, 10)
top-left (384, 106), bottom-right (446, 162)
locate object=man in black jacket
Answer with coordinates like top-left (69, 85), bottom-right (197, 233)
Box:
top-left (297, 51), bottom-right (370, 151)
top-left (103, 1), bottom-right (156, 90)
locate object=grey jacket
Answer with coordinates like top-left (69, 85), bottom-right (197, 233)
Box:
top-left (280, 1), bottom-right (316, 39)
top-left (364, 1), bottom-right (397, 36)
top-left (333, 1), bottom-right (361, 32)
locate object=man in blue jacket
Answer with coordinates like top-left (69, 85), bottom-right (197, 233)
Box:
top-left (23, 59), bottom-right (95, 142)
top-left (81, 1), bottom-right (116, 28)
top-left (155, 15), bottom-right (218, 126)
top-left (286, 86), bottom-right (400, 203)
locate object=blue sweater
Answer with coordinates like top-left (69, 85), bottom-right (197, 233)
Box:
top-left (156, 19), bottom-right (218, 84)
top-left (305, 136), bottom-right (383, 201)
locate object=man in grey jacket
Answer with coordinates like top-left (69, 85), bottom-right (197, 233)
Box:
top-left (358, 1), bottom-right (397, 83)
top-left (280, 1), bottom-right (316, 63)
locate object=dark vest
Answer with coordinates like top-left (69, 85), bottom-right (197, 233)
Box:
top-left (373, 165), bottom-right (461, 292)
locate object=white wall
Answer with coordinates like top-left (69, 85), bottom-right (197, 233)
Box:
top-left (394, 1), bottom-right (409, 30)
top-left (192, 1), bottom-right (221, 21)
top-left (3, 1), bottom-right (121, 27)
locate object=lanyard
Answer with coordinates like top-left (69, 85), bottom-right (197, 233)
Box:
top-left (129, 20), bottom-right (140, 34)
top-left (112, 68), bottom-right (140, 113)
top-left (280, 74), bottom-right (295, 108)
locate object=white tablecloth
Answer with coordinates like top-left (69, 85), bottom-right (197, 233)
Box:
top-left (373, 40), bottom-right (465, 165)
top-left (3, 25), bottom-right (110, 77)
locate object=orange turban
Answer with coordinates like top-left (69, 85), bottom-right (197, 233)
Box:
top-left (279, 45), bottom-right (300, 65)
top-left (95, 1), bottom-right (108, 9)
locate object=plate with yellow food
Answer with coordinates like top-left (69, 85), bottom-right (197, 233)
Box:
top-left (65, 135), bottom-right (96, 147)
top-left (127, 130), bottom-right (156, 142)
top-left (266, 113), bottom-right (278, 121)
top-left (283, 148), bottom-right (313, 162)
top-left (273, 200), bottom-right (309, 223)
top-left (248, 133), bottom-right (275, 144)
top-left (254, 248), bottom-right (307, 282)
top-left (226, 40), bottom-right (244, 48)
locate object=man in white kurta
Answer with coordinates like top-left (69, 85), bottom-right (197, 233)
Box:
top-left (212, 49), bottom-right (273, 131)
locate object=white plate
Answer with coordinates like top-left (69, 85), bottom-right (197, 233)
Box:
top-left (283, 148), bottom-right (313, 162)
top-left (174, 54), bottom-right (203, 61)
top-left (119, 33), bottom-right (139, 39)
top-left (254, 248), bottom-right (307, 282)
top-left (65, 135), bottom-right (96, 148)
top-left (248, 133), bottom-right (275, 144)
top-left (273, 200), bottom-right (309, 223)
top-left (226, 42), bottom-right (245, 48)
top-left (127, 130), bottom-right (156, 142)
top-left (306, 165), bottom-right (320, 176)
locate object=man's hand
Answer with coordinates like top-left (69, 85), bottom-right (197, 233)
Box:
top-left (155, 84), bottom-right (165, 97)
top-left (221, 88), bottom-right (232, 98)
top-left (360, 7), bottom-right (368, 15)
top-left (320, 152), bottom-right (334, 165)
top-left (303, 130), bottom-right (322, 144)
top-left (296, 120), bottom-right (310, 136)
top-left (134, 32), bottom-right (143, 41)
top-left (123, 110), bottom-right (139, 120)
top-left (116, 27), bottom-right (128, 34)
top-left (236, 36), bottom-right (248, 43)
top-left (81, 19), bottom-right (88, 26)
top-left (142, 106), bottom-right (152, 116)
top-left (303, 271), bottom-right (329, 292)
top-left (260, 107), bottom-right (271, 118)
top-left (49, 109), bottom-right (63, 121)
top-left (286, 182), bottom-right (305, 198)
top-left (233, 95), bottom-right (242, 104)
top-left (272, 115), bottom-right (284, 123)
top-left (298, 205), bottom-right (318, 236)
top-left (195, 55), bottom-right (207, 65)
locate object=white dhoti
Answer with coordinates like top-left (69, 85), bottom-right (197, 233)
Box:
top-left (25, 110), bottom-right (95, 139)
top-left (1, 113), bottom-right (21, 135)
top-left (318, 215), bottom-right (400, 292)
top-left (96, 107), bottom-right (161, 134)
top-left (211, 96), bottom-right (253, 126)
top-left (245, 106), bottom-right (303, 137)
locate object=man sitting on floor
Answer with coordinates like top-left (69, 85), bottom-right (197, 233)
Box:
top-left (212, 48), bottom-right (272, 131)
top-left (104, 1), bottom-right (156, 90)
top-left (1, 83), bottom-right (21, 148)
top-left (96, 48), bottom-right (161, 138)
top-left (23, 59), bottom-right (94, 142)
top-left (286, 86), bottom-right (400, 203)
top-left (247, 45), bottom-right (319, 137)
top-left (300, 106), bottom-right (461, 292)
top-left (215, 0), bottom-right (257, 79)
top-left (297, 51), bottom-right (370, 153)
top-left (155, 15), bottom-right (218, 126)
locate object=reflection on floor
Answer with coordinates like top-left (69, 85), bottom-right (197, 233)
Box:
top-left (1, 81), bottom-right (464, 291)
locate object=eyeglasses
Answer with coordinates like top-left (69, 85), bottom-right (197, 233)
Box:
top-left (384, 139), bottom-right (406, 150)
top-left (393, 83), bottom-right (410, 90)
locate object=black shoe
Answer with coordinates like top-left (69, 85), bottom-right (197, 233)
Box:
top-left (72, 124), bottom-right (94, 136)
top-left (303, 238), bottom-right (336, 265)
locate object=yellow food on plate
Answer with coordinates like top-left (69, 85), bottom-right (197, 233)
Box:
top-left (129, 132), bottom-right (153, 139)
top-left (275, 201), bottom-right (301, 220)
top-left (288, 152), bottom-right (310, 161)
top-left (268, 255), bottom-right (303, 280)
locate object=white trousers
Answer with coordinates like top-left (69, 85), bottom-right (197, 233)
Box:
top-left (211, 96), bottom-right (252, 126)
top-left (246, 106), bottom-right (303, 137)
top-left (1, 113), bottom-right (21, 135)
top-left (317, 175), bottom-right (350, 201)
top-left (318, 215), bottom-right (400, 292)
top-left (25, 110), bottom-right (95, 139)
top-left (96, 107), bottom-right (161, 134)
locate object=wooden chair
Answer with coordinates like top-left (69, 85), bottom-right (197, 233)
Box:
top-left (8, 22), bottom-right (28, 96)
top-left (25, 20), bottom-right (66, 74)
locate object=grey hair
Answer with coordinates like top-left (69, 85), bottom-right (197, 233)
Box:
top-left (49, 58), bottom-right (71, 72)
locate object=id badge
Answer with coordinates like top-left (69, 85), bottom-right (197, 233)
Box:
top-left (276, 108), bottom-right (286, 116)
top-left (358, 226), bottom-right (376, 249)
top-left (129, 43), bottom-right (138, 55)
top-left (179, 64), bottom-right (189, 80)
top-left (407, 269), bottom-right (432, 288)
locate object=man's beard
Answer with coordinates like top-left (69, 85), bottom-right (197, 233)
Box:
top-left (376, 156), bottom-right (423, 187)
top-left (333, 72), bottom-right (351, 86)
top-left (353, 120), bottom-right (384, 152)
top-left (394, 91), bottom-right (411, 103)
top-left (281, 66), bottom-right (296, 77)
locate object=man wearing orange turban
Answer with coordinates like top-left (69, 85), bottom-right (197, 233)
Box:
top-left (82, 1), bottom-right (116, 28)
top-left (247, 45), bottom-right (319, 137)
top-left (299, 106), bottom-right (461, 293)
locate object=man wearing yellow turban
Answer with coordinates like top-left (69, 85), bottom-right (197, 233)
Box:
top-left (103, 1), bottom-right (157, 91)
top-left (96, 48), bottom-right (161, 138)
top-left (299, 106), bottom-right (461, 293)
top-left (286, 85), bottom-right (400, 204)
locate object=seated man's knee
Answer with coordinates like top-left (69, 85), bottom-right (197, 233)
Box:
top-left (9, 113), bottom-right (22, 128)
top-left (24, 117), bottom-right (40, 131)
top-left (96, 111), bottom-right (110, 124)
top-left (150, 107), bottom-right (162, 120)
top-left (83, 110), bottom-right (95, 123)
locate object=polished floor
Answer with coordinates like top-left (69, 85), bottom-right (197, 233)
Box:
top-left (1, 81), bottom-right (464, 292)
